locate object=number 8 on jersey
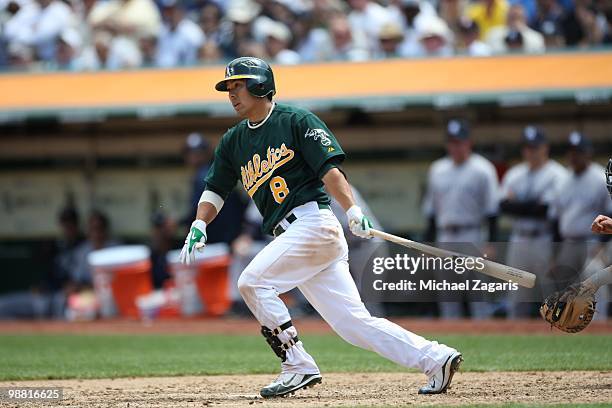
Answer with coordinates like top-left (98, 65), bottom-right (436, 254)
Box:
top-left (270, 176), bottom-right (289, 204)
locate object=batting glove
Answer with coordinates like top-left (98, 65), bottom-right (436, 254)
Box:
top-left (179, 220), bottom-right (207, 265)
top-left (346, 205), bottom-right (373, 239)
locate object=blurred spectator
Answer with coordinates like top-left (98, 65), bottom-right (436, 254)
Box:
top-left (106, 33), bottom-right (144, 69)
top-left (511, 0), bottom-right (538, 26)
top-left (149, 211), bottom-right (175, 289)
top-left (560, 0), bottom-right (606, 47)
top-left (466, 0), bottom-right (510, 40)
top-left (198, 39), bottom-right (223, 63)
top-left (392, 0), bottom-right (438, 57)
top-left (347, 0), bottom-right (392, 51)
top-left (199, 1), bottom-right (223, 45)
top-left (71, 210), bottom-right (120, 288)
top-left (413, 15), bottom-right (454, 57)
top-left (155, 0), bottom-right (204, 67)
top-left (139, 33), bottom-right (158, 66)
top-left (422, 119), bottom-right (499, 318)
top-left (532, 0), bottom-right (566, 48)
top-left (88, 0), bottom-right (161, 41)
top-left (500, 126), bottom-right (567, 318)
top-left (309, 0), bottom-right (345, 28)
top-left (0, 206), bottom-right (85, 319)
top-left (457, 17), bottom-right (492, 55)
top-left (2, 0), bottom-right (40, 61)
top-left (218, 4), bottom-right (259, 59)
top-left (327, 14), bottom-right (369, 61)
top-left (375, 22), bottom-right (404, 58)
top-left (6, 41), bottom-right (35, 68)
top-left (549, 132), bottom-right (612, 286)
top-left (487, 4), bottom-right (545, 53)
top-left (290, 12), bottom-right (331, 62)
top-left (54, 28), bottom-right (82, 70)
top-left (15, 0), bottom-right (74, 62)
top-left (439, 0), bottom-right (470, 34)
top-left (260, 19), bottom-right (300, 64)
top-left (603, 7), bottom-right (612, 44)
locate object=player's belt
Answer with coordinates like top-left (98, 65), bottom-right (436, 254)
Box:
top-left (273, 203), bottom-right (331, 237)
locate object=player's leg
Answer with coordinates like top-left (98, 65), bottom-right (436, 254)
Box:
top-left (236, 212), bottom-right (344, 396)
top-left (298, 254), bottom-right (462, 394)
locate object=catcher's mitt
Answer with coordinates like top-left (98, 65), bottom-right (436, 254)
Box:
top-left (540, 283), bottom-right (596, 333)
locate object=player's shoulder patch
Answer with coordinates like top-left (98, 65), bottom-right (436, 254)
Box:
top-left (304, 127), bottom-right (332, 146)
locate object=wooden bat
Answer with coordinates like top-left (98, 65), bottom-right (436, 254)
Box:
top-left (369, 229), bottom-right (536, 288)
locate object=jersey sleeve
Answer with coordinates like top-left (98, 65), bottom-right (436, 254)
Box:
top-left (204, 133), bottom-right (239, 200)
top-left (296, 113), bottom-right (345, 178)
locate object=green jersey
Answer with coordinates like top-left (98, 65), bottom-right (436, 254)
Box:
top-left (205, 103), bottom-right (345, 235)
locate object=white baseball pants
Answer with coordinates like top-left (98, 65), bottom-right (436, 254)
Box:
top-left (237, 201), bottom-right (457, 376)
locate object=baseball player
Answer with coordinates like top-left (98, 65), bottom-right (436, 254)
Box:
top-left (592, 158), bottom-right (612, 234)
top-left (422, 119), bottom-right (499, 319)
top-left (540, 158), bottom-right (612, 332)
top-left (499, 126), bottom-right (568, 317)
top-left (179, 57), bottom-right (462, 398)
top-left (548, 132), bottom-right (612, 287)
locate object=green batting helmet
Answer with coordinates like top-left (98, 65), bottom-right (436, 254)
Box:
top-left (215, 57), bottom-right (276, 98)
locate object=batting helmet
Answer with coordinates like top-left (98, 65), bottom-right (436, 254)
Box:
top-left (215, 57), bottom-right (276, 98)
top-left (606, 158), bottom-right (612, 199)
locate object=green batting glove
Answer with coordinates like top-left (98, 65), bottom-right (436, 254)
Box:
top-left (179, 220), bottom-right (207, 265)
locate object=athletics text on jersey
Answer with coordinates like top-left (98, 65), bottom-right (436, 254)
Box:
top-left (205, 103), bottom-right (345, 234)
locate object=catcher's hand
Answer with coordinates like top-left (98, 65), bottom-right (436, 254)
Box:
top-left (540, 283), bottom-right (596, 333)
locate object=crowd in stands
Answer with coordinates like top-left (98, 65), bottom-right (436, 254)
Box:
top-left (0, 0), bottom-right (611, 71)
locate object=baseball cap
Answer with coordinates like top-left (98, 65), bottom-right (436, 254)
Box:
top-left (446, 119), bottom-right (470, 140)
top-left (185, 132), bottom-right (210, 151)
top-left (522, 125), bottom-right (547, 146)
top-left (567, 131), bottom-right (592, 152)
top-left (261, 20), bottom-right (292, 42)
top-left (418, 16), bottom-right (450, 41)
top-left (378, 22), bottom-right (404, 41)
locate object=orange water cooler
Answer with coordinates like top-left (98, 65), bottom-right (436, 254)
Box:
top-left (89, 245), bottom-right (153, 318)
top-left (167, 243), bottom-right (231, 317)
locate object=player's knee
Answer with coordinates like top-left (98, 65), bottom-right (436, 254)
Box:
top-left (237, 271), bottom-right (257, 298)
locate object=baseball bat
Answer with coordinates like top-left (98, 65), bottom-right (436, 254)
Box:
top-left (369, 229), bottom-right (536, 288)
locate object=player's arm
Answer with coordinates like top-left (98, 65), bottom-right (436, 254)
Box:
top-left (180, 134), bottom-right (237, 264)
top-left (322, 167), bottom-right (372, 239)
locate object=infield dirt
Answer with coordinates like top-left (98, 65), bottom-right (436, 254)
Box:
top-left (2, 371), bottom-right (611, 407)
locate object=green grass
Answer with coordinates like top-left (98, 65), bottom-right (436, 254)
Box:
top-left (0, 333), bottom-right (610, 381)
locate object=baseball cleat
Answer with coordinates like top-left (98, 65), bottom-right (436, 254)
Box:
top-left (418, 351), bottom-right (463, 395)
top-left (260, 373), bottom-right (322, 398)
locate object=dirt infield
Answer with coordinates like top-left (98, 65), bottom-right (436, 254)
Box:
top-left (1, 318), bottom-right (610, 335)
top-left (2, 371), bottom-right (611, 408)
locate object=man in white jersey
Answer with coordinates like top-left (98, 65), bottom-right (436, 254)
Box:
top-left (549, 132), bottom-right (612, 289)
top-left (500, 126), bottom-right (567, 317)
top-left (541, 158), bottom-right (612, 330)
top-left (180, 57), bottom-right (462, 397)
top-left (423, 119), bottom-right (499, 318)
